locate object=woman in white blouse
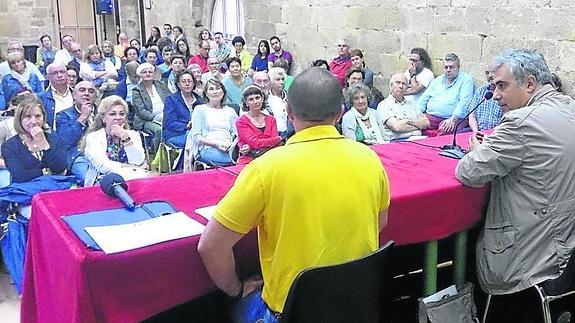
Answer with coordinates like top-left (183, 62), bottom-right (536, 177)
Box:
top-left (187, 78), bottom-right (238, 166)
top-left (81, 95), bottom-right (148, 186)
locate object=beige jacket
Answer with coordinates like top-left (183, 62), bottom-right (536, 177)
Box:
top-left (456, 84), bottom-right (575, 295)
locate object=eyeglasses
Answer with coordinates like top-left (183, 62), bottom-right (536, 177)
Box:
top-left (209, 62), bottom-right (220, 65)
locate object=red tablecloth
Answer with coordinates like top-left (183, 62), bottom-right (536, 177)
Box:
top-left (20, 133), bottom-right (489, 323)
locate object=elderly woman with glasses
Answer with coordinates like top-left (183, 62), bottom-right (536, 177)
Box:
top-left (80, 95), bottom-right (148, 186)
top-left (341, 83), bottom-right (385, 145)
top-left (132, 62), bottom-right (171, 152)
top-left (1, 52), bottom-right (44, 107)
top-left (163, 70), bottom-right (204, 148)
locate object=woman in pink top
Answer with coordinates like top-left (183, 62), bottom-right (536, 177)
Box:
top-left (235, 85), bottom-right (282, 164)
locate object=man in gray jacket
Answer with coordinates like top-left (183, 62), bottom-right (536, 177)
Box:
top-left (456, 49), bottom-right (575, 320)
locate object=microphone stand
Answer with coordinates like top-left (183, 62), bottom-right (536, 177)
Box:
top-left (439, 91), bottom-right (493, 159)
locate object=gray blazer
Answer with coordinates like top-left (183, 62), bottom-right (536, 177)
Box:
top-left (132, 80), bottom-right (171, 129)
top-left (456, 84), bottom-right (575, 295)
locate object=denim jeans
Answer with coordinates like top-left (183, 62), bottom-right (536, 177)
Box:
top-left (165, 132), bottom-right (188, 149)
top-left (70, 156), bottom-right (89, 185)
top-left (231, 289), bottom-right (278, 323)
top-left (198, 146), bottom-right (233, 166)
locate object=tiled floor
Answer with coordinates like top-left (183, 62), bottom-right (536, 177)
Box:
top-left (0, 264), bottom-right (20, 323)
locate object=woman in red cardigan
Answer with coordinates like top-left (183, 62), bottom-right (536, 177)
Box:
top-left (235, 85), bottom-right (282, 164)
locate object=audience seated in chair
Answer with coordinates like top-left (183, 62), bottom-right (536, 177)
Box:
top-left (222, 57), bottom-right (252, 109)
top-left (417, 53), bottom-right (474, 136)
top-left (341, 83), bottom-right (385, 145)
top-left (1, 52), bottom-right (44, 106)
top-left (80, 95), bottom-right (148, 186)
top-left (0, 94), bottom-right (34, 187)
top-left (56, 81), bottom-right (98, 185)
top-left (163, 70), bottom-right (204, 149)
top-left (186, 78), bottom-right (238, 167)
top-left (132, 62), bottom-right (171, 152)
top-left (377, 73), bottom-right (429, 142)
top-left (236, 85), bottom-right (282, 165)
top-left (2, 95), bottom-right (67, 183)
top-left (79, 44), bottom-right (118, 90)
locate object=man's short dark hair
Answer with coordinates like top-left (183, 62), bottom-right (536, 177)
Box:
top-left (270, 36), bottom-right (280, 43)
top-left (214, 32), bottom-right (223, 37)
top-left (163, 23), bottom-right (172, 28)
top-left (287, 68), bottom-right (343, 122)
top-left (124, 46), bottom-right (138, 58)
top-left (232, 36), bottom-right (245, 46)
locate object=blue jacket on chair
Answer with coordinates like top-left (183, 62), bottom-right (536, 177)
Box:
top-left (163, 91), bottom-right (204, 141)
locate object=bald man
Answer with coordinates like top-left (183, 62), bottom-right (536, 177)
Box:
top-left (115, 32), bottom-right (129, 59)
top-left (376, 73), bottom-right (429, 141)
top-left (38, 63), bottom-right (74, 129)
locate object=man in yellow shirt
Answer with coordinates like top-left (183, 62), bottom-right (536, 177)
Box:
top-left (198, 67), bottom-right (390, 322)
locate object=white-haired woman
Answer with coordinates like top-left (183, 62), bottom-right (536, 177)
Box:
top-left (81, 95), bottom-right (148, 186)
top-left (131, 62), bottom-right (171, 152)
top-left (341, 83), bottom-right (385, 145)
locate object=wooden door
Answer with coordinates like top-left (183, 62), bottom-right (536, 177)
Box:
top-left (57, 0), bottom-right (97, 47)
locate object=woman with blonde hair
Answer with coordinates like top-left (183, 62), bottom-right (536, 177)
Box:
top-left (81, 95), bottom-right (148, 186)
top-left (79, 44), bottom-right (118, 88)
top-left (1, 52), bottom-right (44, 105)
top-left (2, 95), bottom-right (67, 183)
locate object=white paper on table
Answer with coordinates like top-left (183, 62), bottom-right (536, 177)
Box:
top-left (84, 211), bottom-right (205, 254)
top-left (406, 135), bottom-right (428, 141)
top-left (422, 285), bottom-right (458, 303)
top-left (195, 205), bottom-right (217, 220)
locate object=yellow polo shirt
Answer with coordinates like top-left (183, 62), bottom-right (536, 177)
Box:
top-left (214, 125), bottom-right (390, 313)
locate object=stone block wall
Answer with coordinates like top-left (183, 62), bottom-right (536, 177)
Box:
top-left (0, 0), bottom-right (58, 54)
top-left (243, 0), bottom-right (575, 95)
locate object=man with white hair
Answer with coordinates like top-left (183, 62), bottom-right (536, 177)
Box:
top-left (0, 40), bottom-right (45, 81)
top-left (377, 73), bottom-right (429, 141)
top-left (329, 39), bottom-right (352, 88)
top-left (38, 63), bottom-right (74, 129)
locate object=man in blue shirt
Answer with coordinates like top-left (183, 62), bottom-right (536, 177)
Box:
top-left (417, 53), bottom-right (474, 135)
top-left (468, 67), bottom-right (503, 132)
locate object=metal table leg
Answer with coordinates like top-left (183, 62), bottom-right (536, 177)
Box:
top-left (453, 231), bottom-right (468, 286)
top-left (423, 240), bottom-right (438, 296)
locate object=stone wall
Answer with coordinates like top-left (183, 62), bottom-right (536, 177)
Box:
top-left (0, 0), bottom-right (58, 54)
top-left (243, 0), bottom-right (575, 95)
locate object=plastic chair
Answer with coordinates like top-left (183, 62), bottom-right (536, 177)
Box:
top-left (280, 240), bottom-right (395, 323)
top-left (482, 248), bottom-right (575, 323)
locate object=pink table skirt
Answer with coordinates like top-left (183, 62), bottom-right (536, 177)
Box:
top-left (21, 132), bottom-right (488, 323)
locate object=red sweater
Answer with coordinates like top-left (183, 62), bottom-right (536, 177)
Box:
top-left (235, 114), bottom-right (282, 164)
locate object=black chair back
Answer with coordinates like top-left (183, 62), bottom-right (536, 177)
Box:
top-left (280, 240), bottom-right (394, 323)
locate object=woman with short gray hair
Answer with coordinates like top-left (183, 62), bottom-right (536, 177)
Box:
top-left (341, 83), bottom-right (385, 145)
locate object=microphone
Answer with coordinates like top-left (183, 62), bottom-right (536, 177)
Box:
top-left (439, 90), bottom-right (493, 159)
top-left (100, 173), bottom-right (137, 210)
